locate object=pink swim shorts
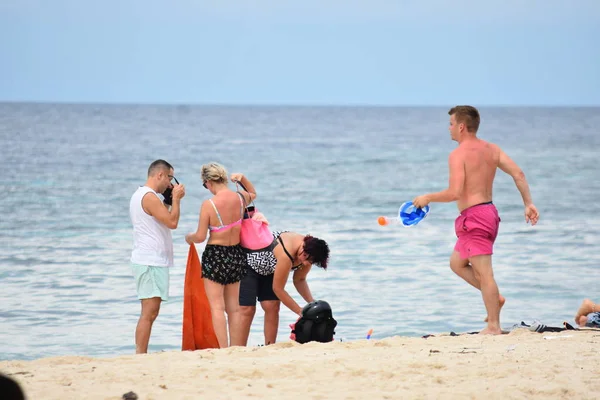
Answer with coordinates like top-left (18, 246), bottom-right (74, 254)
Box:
top-left (454, 202), bottom-right (501, 260)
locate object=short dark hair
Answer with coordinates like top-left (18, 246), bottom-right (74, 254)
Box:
top-left (303, 235), bottom-right (330, 270)
top-left (448, 105), bottom-right (480, 133)
top-left (148, 159), bottom-right (173, 177)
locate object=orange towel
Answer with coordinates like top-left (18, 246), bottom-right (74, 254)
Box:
top-left (182, 244), bottom-right (220, 350)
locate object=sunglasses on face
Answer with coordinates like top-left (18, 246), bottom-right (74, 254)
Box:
top-left (168, 175), bottom-right (179, 185)
top-left (203, 181), bottom-right (207, 189)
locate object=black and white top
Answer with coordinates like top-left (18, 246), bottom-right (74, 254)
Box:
top-left (245, 230), bottom-right (292, 276)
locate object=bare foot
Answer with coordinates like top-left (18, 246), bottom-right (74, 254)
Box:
top-left (484, 294), bottom-right (506, 322)
top-left (479, 327), bottom-right (503, 335)
top-left (575, 299), bottom-right (595, 326)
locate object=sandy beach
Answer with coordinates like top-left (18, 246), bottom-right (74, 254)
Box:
top-left (2, 328), bottom-right (599, 400)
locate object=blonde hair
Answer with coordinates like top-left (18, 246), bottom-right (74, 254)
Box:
top-left (201, 162), bottom-right (228, 184)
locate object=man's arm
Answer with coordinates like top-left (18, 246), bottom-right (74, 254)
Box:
top-left (414, 150), bottom-right (465, 206)
top-left (142, 192), bottom-right (181, 229)
top-left (497, 148), bottom-right (533, 206)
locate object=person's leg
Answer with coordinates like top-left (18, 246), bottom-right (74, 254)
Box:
top-left (575, 299), bottom-right (597, 326)
top-left (239, 268), bottom-right (260, 346)
top-left (450, 251), bottom-right (505, 321)
top-left (260, 300), bottom-right (280, 345)
top-left (204, 279), bottom-right (228, 348)
top-left (454, 206), bottom-right (504, 324)
top-left (452, 215), bottom-right (484, 289)
top-left (450, 250), bottom-right (478, 288)
top-left (135, 297), bottom-right (161, 353)
top-left (239, 305), bottom-right (256, 346)
top-left (224, 281), bottom-right (244, 347)
top-left (469, 254), bottom-right (502, 334)
top-left (258, 272), bottom-right (280, 345)
top-left (132, 264), bottom-right (167, 354)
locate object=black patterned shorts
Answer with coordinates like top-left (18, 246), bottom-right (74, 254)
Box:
top-left (201, 244), bottom-right (248, 285)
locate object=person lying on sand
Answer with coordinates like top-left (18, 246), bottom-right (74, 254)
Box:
top-left (575, 298), bottom-right (600, 327)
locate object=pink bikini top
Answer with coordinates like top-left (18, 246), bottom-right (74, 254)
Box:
top-left (208, 193), bottom-right (245, 232)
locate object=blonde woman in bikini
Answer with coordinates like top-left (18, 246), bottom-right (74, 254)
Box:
top-left (185, 162), bottom-right (256, 348)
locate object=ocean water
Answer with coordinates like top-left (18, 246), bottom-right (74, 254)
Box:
top-left (1, 103), bottom-right (599, 361)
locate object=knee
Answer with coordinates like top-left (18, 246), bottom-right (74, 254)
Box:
top-left (142, 308), bottom-right (160, 322)
top-left (240, 306), bottom-right (256, 319)
top-left (449, 257), bottom-right (464, 273)
top-left (209, 300), bottom-right (226, 315)
top-left (261, 302), bottom-right (280, 316)
top-left (225, 303), bottom-right (241, 316)
top-left (449, 260), bottom-right (459, 272)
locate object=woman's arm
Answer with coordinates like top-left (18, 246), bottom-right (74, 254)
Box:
top-left (272, 245), bottom-right (303, 316)
top-left (185, 200), bottom-right (210, 244)
top-left (293, 266), bottom-right (314, 304)
top-left (230, 173), bottom-right (257, 204)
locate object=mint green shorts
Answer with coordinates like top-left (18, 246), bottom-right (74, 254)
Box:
top-left (131, 263), bottom-right (170, 301)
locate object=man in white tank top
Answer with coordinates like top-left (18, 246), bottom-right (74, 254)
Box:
top-left (129, 159), bottom-right (185, 354)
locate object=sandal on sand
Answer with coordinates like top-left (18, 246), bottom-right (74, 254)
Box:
top-left (515, 320), bottom-right (575, 333)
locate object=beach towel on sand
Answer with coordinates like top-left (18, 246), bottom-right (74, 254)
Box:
top-left (421, 321), bottom-right (582, 339)
top-left (182, 244), bottom-right (220, 350)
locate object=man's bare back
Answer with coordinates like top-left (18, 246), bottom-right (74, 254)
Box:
top-left (454, 138), bottom-right (499, 212)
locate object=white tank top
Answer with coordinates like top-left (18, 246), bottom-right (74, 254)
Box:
top-left (129, 186), bottom-right (174, 267)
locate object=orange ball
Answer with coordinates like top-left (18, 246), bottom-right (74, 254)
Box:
top-left (377, 216), bottom-right (387, 226)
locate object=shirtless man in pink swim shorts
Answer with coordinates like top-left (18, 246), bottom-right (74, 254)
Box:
top-left (413, 105), bottom-right (540, 335)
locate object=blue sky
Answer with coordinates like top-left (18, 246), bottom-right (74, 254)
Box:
top-left (1, 0), bottom-right (599, 105)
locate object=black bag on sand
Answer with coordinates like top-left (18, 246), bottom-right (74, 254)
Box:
top-left (292, 300), bottom-right (338, 344)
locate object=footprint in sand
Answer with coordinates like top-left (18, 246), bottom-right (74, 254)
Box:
top-left (373, 341), bottom-right (392, 347)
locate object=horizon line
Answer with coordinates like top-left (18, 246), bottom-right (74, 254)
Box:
top-left (0, 100), bottom-right (599, 108)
